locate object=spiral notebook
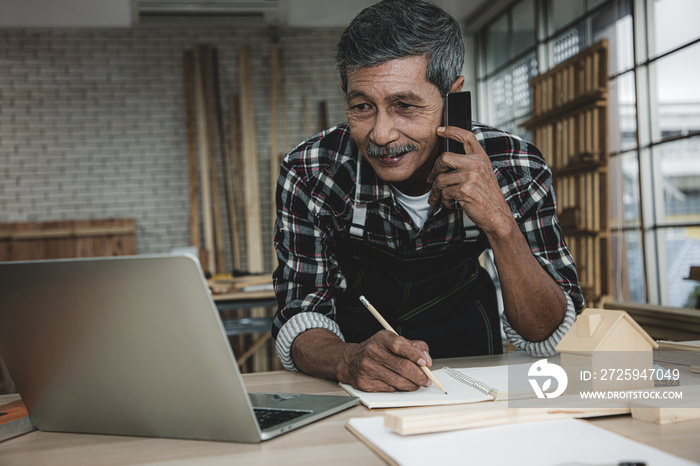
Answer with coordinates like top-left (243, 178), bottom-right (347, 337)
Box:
top-left (339, 364), bottom-right (528, 409)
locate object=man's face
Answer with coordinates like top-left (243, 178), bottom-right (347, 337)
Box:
top-left (344, 56), bottom-right (444, 196)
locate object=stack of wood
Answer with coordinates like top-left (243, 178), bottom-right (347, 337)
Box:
top-left (184, 44), bottom-right (241, 275)
top-left (523, 40), bottom-right (611, 306)
top-left (183, 43), bottom-right (290, 373)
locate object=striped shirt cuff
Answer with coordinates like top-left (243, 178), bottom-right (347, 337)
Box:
top-left (275, 312), bottom-right (345, 371)
top-left (502, 292), bottom-right (577, 357)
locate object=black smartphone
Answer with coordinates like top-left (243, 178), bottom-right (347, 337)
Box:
top-left (442, 91), bottom-right (471, 154)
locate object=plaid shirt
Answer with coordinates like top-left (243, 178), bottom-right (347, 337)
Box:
top-left (273, 122), bottom-right (584, 367)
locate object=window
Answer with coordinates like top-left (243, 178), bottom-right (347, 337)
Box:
top-left (608, 72), bottom-right (637, 153)
top-left (551, 23), bottom-right (585, 64)
top-left (486, 14), bottom-right (509, 74)
top-left (609, 151), bottom-right (642, 229)
top-left (653, 136), bottom-right (700, 225)
top-left (512, 0), bottom-right (536, 57)
top-left (591, 0), bottom-right (634, 75)
top-left (480, 0), bottom-right (538, 135)
top-left (651, 42), bottom-right (700, 142)
top-left (651, 0), bottom-right (700, 57)
top-left (475, 0), bottom-right (700, 308)
top-left (611, 229), bottom-right (646, 302)
top-left (548, 0), bottom-right (585, 33)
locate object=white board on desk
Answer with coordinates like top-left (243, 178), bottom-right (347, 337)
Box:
top-left (347, 417), bottom-right (698, 466)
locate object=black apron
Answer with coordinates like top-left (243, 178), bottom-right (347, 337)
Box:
top-left (334, 155), bottom-right (502, 358)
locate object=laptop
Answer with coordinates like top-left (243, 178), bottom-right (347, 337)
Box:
top-left (0, 254), bottom-right (358, 443)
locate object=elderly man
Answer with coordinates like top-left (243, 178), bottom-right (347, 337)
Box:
top-left (272, 0), bottom-right (584, 393)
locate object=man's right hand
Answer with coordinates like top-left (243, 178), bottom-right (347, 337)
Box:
top-left (337, 330), bottom-right (433, 392)
top-left (290, 328), bottom-right (433, 392)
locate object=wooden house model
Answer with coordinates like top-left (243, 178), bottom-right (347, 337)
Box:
top-left (555, 308), bottom-right (659, 392)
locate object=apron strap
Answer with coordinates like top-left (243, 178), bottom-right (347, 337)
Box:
top-left (349, 152), bottom-right (367, 239)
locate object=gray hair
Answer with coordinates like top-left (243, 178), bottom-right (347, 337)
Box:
top-left (336, 0), bottom-right (465, 96)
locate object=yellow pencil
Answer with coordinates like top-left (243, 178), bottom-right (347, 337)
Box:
top-left (358, 295), bottom-right (447, 394)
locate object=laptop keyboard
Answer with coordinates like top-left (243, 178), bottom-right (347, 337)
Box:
top-left (253, 407), bottom-right (312, 430)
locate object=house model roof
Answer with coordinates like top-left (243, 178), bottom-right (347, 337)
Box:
top-left (555, 308), bottom-right (659, 353)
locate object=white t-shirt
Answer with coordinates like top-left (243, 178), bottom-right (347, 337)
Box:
top-left (390, 185), bottom-right (432, 229)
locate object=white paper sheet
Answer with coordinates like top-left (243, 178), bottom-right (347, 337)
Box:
top-left (347, 417), bottom-right (698, 466)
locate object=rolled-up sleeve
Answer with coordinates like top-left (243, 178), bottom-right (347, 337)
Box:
top-left (503, 293), bottom-right (577, 357)
top-left (272, 149), bottom-right (349, 369)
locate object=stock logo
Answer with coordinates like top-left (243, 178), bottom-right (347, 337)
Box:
top-left (528, 359), bottom-right (568, 399)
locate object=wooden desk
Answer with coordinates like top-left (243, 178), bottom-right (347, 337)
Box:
top-left (1, 354), bottom-right (699, 465)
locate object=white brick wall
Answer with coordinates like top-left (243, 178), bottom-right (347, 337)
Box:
top-left (0, 27), bottom-right (347, 272)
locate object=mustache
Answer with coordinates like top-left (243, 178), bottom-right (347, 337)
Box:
top-left (365, 142), bottom-right (417, 158)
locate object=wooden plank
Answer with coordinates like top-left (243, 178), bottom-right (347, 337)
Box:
top-left (384, 401), bottom-right (630, 435)
top-left (555, 121), bottom-right (562, 170)
top-left (593, 235), bottom-right (601, 297)
top-left (599, 170), bottom-right (609, 230)
top-left (632, 405), bottom-right (700, 425)
top-left (229, 93), bottom-right (243, 272)
top-left (238, 45), bottom-right (264, 274)
top-left (183, 50), bottom-right (200, 249)
top-left (318, 101), bottom-right (328, 133)
top-left (0, 219), bottom-right (136, 261)
top-left (270, 44), bottom-right (280, 273)
top-left (279, 48), bottom-right (290, 152)
top-left (199, 44), bottom-right (227, 274)
top-left (593, 105), bottom-right (601, 157)
top-left (555, 68), bottom-right (562, 107)
top-left (600, 235), bottom-right (610, 296)
top-left (238, 46), bottom-right (268, 371)
top-left (587, 172), bottom-right (594, 230)
top-left (593, 49), bottom-right (601, 90)
top-left (548, 124), bottom-right (555, 168)
top-left (212, 46), bottom-right (239, 275)
top-left (593, 172), bottom-right (601, 231)
top-left (192, 45), bottom-right (215, 274)
top-left (577, 60), bottom-right (585, 97)
top-left (587, 235), bottom-right (595, 292)
top-left (561, 66), bottom-right (568, 103)
top-left (578, 111), bottom-right (585, 156)
top-left (560, 119), bottom-right (568, 169)
top-left (585, 54), bottom-right (592, 94)
top-left (631, 389), bottom-right (700, 424)
top-left (568, 115), bottom-right (576, 167)
top-left (0, 225), bottom-right (134, 240)
top-left (569, 176), bottom-right (577, 214)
